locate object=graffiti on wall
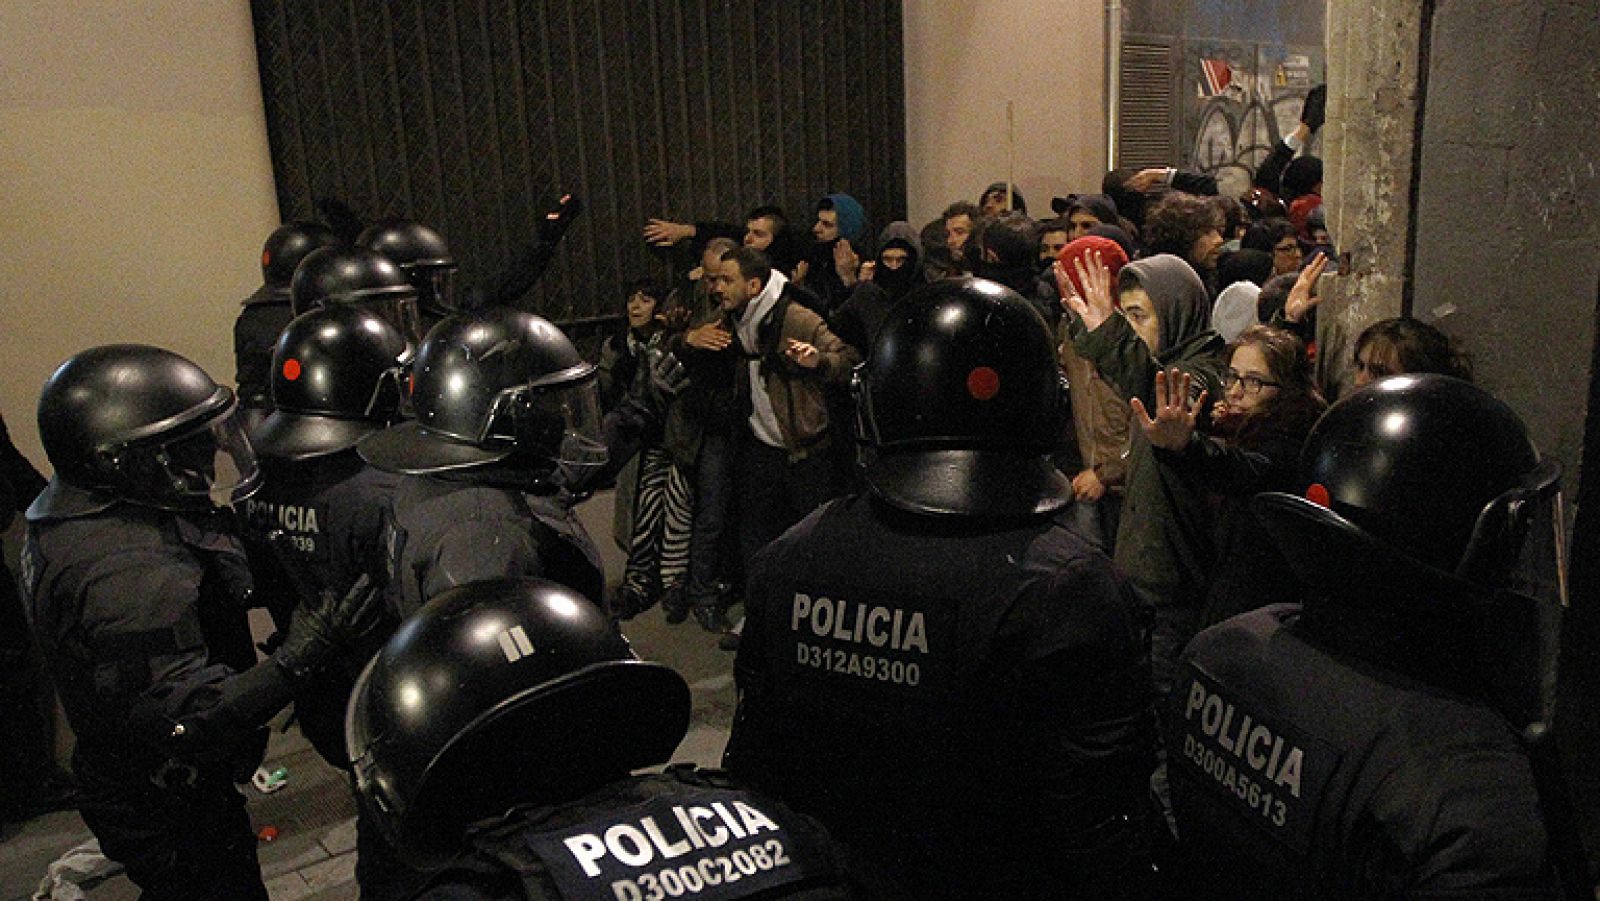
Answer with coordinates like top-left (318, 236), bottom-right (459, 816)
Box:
top-left (1183, 42), bottom-right (1323, 197)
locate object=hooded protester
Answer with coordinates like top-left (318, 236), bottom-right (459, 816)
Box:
top-left (1064, 252), bottom-right (1226, 733)
top-left (830, 221), bottom-right (922, 357)
top-left (800, 193), bottom-right (870, 314)
top-left (1211, 248), bottom-right (1274, 342)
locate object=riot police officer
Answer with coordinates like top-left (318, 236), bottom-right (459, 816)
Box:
top-left (244, 304), bottom-right (416, 897)
top-left (357, 306), bottom-right (613, 615)
top-left (346, 577), bottom-right (859, 899)
top-left (357, 219), bottom-right (460, 333)
top-left (21, 344), bottom-right (387, 900)
top-left (1167, 374), bottom-right (1572, 898)
top-left (290, 244), bottom-right (425, 345)
top-left (234, 221), bottom-right (338, 424)
top-left (723, 278), bottom-right (1156, 899)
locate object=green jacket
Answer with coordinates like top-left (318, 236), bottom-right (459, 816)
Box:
top-left (1072, 254), bottom-right (1226, 612)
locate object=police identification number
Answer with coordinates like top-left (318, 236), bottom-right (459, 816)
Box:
top-left (526, 789), bottom-right (823, 901)
top-left (782, 591), bottom-right (952, 697)
top-left (1174, 667), bottom-right (1338, 854)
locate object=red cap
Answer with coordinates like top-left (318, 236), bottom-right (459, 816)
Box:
top-left (1057, 236), bottom-right (1130, 307)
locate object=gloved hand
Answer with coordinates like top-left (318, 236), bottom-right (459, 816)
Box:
top-left (538, 193), bottom-right (584, 243)
top-left (645, 348), bottom-right (689, 401)
top-left (273, 575), bottom-right (389, 682)
top-left (1301, 85), bottom-right (1327, 134)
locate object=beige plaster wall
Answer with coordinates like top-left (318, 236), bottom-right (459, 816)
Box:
top-left (0, 2), bottom-right (280, 468)
top-left (902, 0), bottom-right (1108, 229)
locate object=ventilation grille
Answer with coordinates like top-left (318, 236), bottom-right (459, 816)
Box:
top-left (1118, 39), bottom-right (1176, 169)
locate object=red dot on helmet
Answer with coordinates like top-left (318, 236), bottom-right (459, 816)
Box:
top-left (282, 359), bottom-right (302, 381)
top-left (967, 367), bottom-right (1001, 401)
top-left (1306, 483), bottom-right (1331, 508)
top-left (262, 250), bottom-right (271, 268)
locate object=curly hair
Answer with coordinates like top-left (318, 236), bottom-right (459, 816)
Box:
top-left (1143, 192), bottom-right (1222, 261)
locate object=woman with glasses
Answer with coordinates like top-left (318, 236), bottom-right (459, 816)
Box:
top-left (1133, 323), bottom-right (1326, 629)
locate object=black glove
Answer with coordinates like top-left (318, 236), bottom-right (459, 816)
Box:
top-left (272, 575), bottom-right (388, 682)
top-left (645, 348), bottom-right (689, 401)
top-left (1300, 85), bottom-right (1327, 134)
top-left (623, 347), bottom-right (688, 422)
top-left (537, 193), bottom-right (584, 243)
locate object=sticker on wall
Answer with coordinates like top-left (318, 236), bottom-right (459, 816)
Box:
top-left (1199, 58), bottom-right (1249, 104)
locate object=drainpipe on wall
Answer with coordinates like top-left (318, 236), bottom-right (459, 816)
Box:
top-left (1105, 0), bottom-right (1122, 170)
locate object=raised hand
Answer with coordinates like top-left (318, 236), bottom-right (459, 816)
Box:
top-left (1125, 168), bottom-right (1167, 192)
top-left (834, 239), bottom-right (861, 287)
top-left (644, 218), bottom-right (694, 246)
top-left (1285, 251), bottom-right (1330, 323)
top-left (1066, 249), bottom-right (1116, 331)
top-left (1130, 368), bottom-right (1207, 452)
top-left (685, 323), bottom-right (732, 351)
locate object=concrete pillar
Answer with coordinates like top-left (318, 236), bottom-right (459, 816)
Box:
top-left (1316, 0), bottom-right (1427, 391)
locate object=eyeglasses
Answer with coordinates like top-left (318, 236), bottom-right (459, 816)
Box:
top-left (1221, 369), bottom-right (1281, 395)
top-left (1273, 242), bottom-right (1300, 255)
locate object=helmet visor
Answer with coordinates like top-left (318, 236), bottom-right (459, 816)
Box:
top-left (415, 266), bottom-right (459, 316)
top-left (481, 375), bottom-right (607, 473)
top-left (350, 295), bottom-right (424, 348)
top-left (122, 405), bottom-right (261, 510)
top-left (538, 376), bottom-right (607, 476)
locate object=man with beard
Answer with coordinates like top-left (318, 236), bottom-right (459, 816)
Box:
top-left (706, 246), bottom-right (857, 575)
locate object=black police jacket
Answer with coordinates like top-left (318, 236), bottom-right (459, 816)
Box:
top-left (384, 475), bottom-right (605, 618)
top-left (240, 452), bottom-right (400, 767)
top-left (233, 287), bottom-right (294, 414)
top-left (415, 767), bottom-right (859, 900)
top-left (1167, 605), bottom-right (1560, 899)
top-left (21, 499), bottom-right (269, 786)
top-left (724, 494), bottom-right (1155, 899)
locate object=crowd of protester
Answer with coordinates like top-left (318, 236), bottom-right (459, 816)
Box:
top-left (611, 84), bottom-right (1469, 658)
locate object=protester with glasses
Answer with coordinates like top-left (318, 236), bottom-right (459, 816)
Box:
top-left (1132, 323), bottom-right (1327, 629)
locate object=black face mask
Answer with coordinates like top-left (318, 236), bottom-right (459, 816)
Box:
top-left (877, 264), bottom-right (919, 302)
top-left (874, 242), bottom-right (921, 301)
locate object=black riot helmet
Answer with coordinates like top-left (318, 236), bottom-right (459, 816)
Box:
top-left (29, 345), bottom-right (261, 519)
top-left (357, 307), bottom-right (605, 487)
top-left (289, 246), bottom-right (423, 344)
top-left (856, 276), bottom-right (1071, 519)
top-left (250, 306), bottom-right (412, 462)
top-left (357, 219), bottom-right (459, 318)
top-left (346, 578), bottom-right (690, 863)
top-left (261, 221), bottom-right (338, 288)
top-left (1255, 375), bottom-right (1565, 722)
